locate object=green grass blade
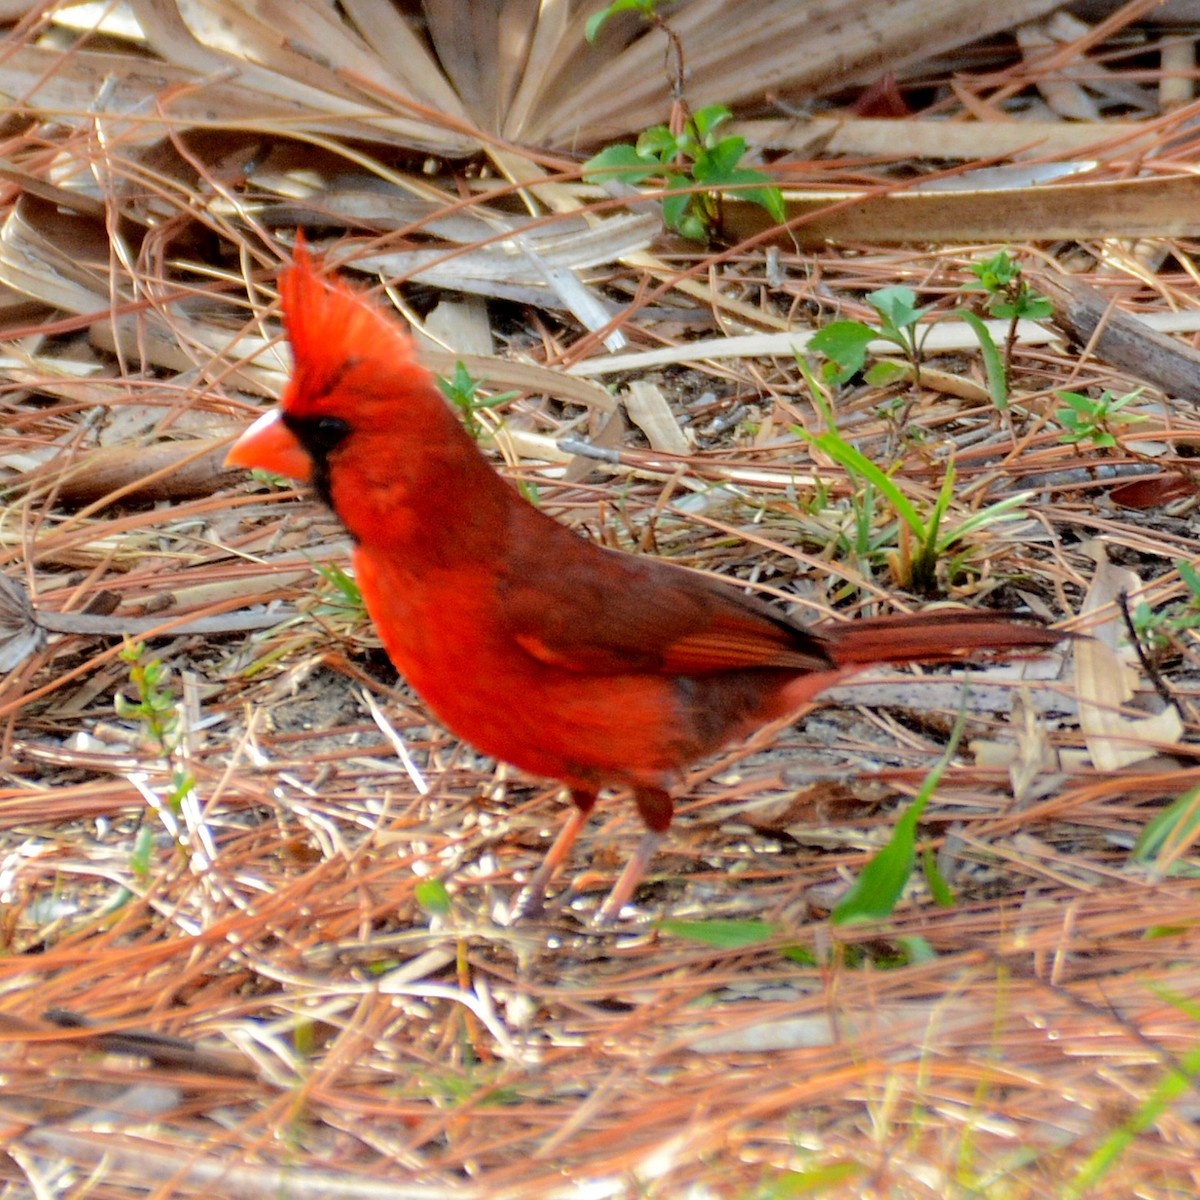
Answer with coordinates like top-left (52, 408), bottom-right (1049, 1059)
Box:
top-left (833, 701), bottom-right (967, 924)
top-left (804, 430), bottom-right (927, 539)
top-left (954, 309), bottom-right (1009, 410)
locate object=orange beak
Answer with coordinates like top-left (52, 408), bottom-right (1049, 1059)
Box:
top-left (225, 409), bottom-right (312, 482)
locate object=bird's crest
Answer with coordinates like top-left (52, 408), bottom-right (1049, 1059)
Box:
top-left (279, 236), bottom-right (423, 416)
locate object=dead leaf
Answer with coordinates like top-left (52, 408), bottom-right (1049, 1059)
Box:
top-left (1075, 550), bottom-right (1183, 771)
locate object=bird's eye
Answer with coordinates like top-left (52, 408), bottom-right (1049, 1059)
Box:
top-left (311, 416), bottom-right (351, 454)
top-left (283, 413), bottom-right (352, 458)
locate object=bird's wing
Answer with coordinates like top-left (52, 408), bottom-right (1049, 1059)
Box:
top-left (501, 537), bottom-right (833, 676)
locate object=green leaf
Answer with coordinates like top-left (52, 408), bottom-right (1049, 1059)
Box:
top-left (922, 845), bottom-right (955, 907)
top-left (672, 125), bottom-right (699, 158)
top-left (694, 135), bottom-right (748, 177)
top-left (953, 308), bottom-right (1008, 410)
top-left (863, 359), bottom-right (910, 387)
top-left (635, 123), bottom-right (677, 161)
top-left (970, 251), bottom-right (1018, 291)
top-left (940, 489), bottom-right (1033, 549)
top-left (833, 792), bottom-right (926, 924)
top-left (315, 561), bottom-right (363, 608)
top-left (656, 918), bottom-right (782, 947)
top-left (743, 183), bottom-right (787, 224)
top-left (700, 161), bottom-right (774, 199)
top-left (755, 1161), bottom-right (864, 1195)
top-left (1132, 788), bottom-right (1200, 875)
top-left (130, 822), bottom-right (154, 880)
top-left (476, 389), bottom-right (520, 410)
top-left (867, 285), bottom-right (928, 331)
top-left (1056, 390), bottom-right (1095, 415)
top-left (896, 934), bottom-right (939, 962)
top-left (803, 428), bottom-right (928, 541)
top-left (792, 352), bottom-right (835, 420)
top-left (808, 320), bottom-right (876, 383)
top-left (1106, 389), bottom-right (1148, 420)
top-left (676, 211), bottom-right (710, 241)
top-left (582, 142), bottom-right (661, 184)
top-left (585, 0), bottom-right (653, 42)
top-left (584, 8), bottom-right (609, 42)
top-left (415, 878), bottom-right (453, 916)
top-left (691, 103), bottom-right (732, 141)
top-left (780, 944), bottom-right (818, 965)
top-left (661, 175), bottom-right (693, 234)
top-left (833, 703), bottom-right (967, 924)
top-left (922, 460), bottom-right (956, 563)
top-left (991, 295), bottom-right (1053, 320)
top-left (1178, 559), bottom-right (1200, 602)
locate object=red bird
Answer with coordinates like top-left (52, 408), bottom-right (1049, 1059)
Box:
top-left (227, 242), bottom-right (1066, 919)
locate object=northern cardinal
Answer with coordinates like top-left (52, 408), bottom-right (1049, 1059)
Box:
top-left (226, 241), bottom-right (1066, 919)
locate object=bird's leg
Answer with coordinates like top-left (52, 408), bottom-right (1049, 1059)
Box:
top-left (512, 788), bottom-right (596, 918)
top-left (594, 787), bottom-right (673, 923)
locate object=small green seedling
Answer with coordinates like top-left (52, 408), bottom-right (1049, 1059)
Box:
top-left (585, 0), bottom-right (785, 241)
top-left (955, 248), bottom-right (1051, 324)
top-left (796, 404), bottom-right (1031, 594)
top-left (809, 286), bottom-right (932, 388)
top-left (963, 249), bottom-right (1053, 322)
top-left (1130, 559), bottom-right (1200, 655)
top-left (1054, 387), bottom-right (1148, 450)
top-left (117, 642), bottom-right (181, 757)
top-left (961, 249), bottom-right (1053, 387)
top-left (116, 641), bottom-right (194, 819)
top-left (438, 361), bottom-right (519, 440)
top-left (314, 561), bottom-right (366, 623)
top-left (811, 262), bottom-right (1053, 412)
top-left (583, 103), bottom-right (785, 242)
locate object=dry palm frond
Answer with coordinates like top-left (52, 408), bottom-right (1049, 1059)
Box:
top-left (7, 0), bottom-right (1075, 153)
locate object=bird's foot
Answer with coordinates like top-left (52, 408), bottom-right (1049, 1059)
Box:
top-left (593, 830), bottom-right (662, 924)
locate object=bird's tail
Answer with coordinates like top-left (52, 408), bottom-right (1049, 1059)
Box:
top-left (820, 609), bottom-right (1068, 668)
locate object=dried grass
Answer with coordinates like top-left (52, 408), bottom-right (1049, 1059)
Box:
top-left (4, 2), bottom-right (1200, 1197)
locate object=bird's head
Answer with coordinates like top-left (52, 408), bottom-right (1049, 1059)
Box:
top-left (225, 237), bottom-right (441, 510)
